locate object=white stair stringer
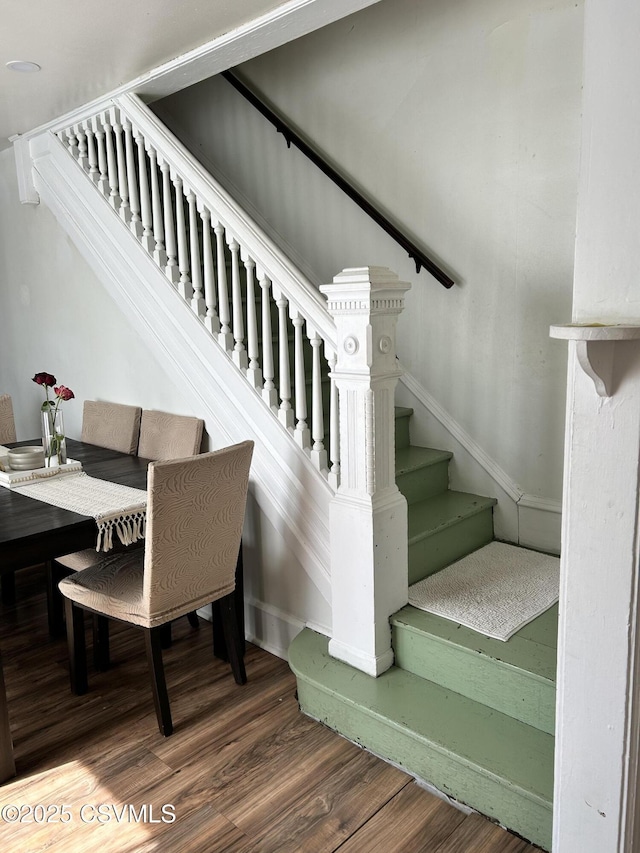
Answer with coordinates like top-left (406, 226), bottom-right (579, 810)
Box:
top-left (28, 127), bottom-right (332, 605)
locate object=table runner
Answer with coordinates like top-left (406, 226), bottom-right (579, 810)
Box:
top-left (13, 471), bottom-right (147, 552)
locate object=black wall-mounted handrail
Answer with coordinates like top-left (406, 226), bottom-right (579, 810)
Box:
top-left (221, 70), bottom-right (454, 289)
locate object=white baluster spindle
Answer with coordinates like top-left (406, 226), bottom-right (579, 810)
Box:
top-left (93, 116), bottom-right (109, 197)
top-left (292, 313), bottom-right (310, 448)
top-left (229, 239), bottom-right (248, 369)
top-left (83, 120), bottom-right (99, 183)
top-left (74, 124), bottom-right (89, 171)
top-left (123, 120), bottom-right (142, 238)
top-left (161, 162), bottom-right (179, 284)
top-left (102, 111), bottom-right (120, 210)
top-left (136, 131), bottom-right (154, 253)
top-left (187, 192), bottom-right (204, 317)
top-left (259, 273), bottom-right (277, 409)
top-left (174, 177), bottom-right (192, 301)
top-left (309, 333), bottom-right (327, 470)
top-left (214, 224), bottom-right (232, 351)
top-left (112, 111), bottom-right (131, 223)
top-left (244, 258), bottom-right (262, 389)
top-left (276, 292), bottom-right (293, 429)
top-left (201, 208), bottom-right (219, 335)
top-left (148, 147), bottom-right (166, 267)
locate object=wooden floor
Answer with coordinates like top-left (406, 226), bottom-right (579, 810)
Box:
top-left (0, 565), bottom-right (543, 852)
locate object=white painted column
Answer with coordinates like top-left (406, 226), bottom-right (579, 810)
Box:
top-left (320, 267), bottom-right (410, 677)
top-left (552, 1), bottom-right (640, 850)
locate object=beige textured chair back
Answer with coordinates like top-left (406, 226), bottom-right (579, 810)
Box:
top-left (81, 401), bottom-right (142, 454)
top-left (138, 410), bottom-right (204, 461)
top-left (0, 395), bottom-right (16, 444)
top-left (143, 441), bottom-right (254, 623)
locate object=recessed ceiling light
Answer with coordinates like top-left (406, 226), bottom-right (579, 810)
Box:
top-left (6, 60), bottom-right (41, 73)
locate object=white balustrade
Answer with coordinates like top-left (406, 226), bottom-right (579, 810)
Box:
top-left (55, 96), bottom-right (349, 490)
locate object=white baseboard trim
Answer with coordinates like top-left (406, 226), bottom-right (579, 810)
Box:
top-left (245, 597), bottom-right (330, 661)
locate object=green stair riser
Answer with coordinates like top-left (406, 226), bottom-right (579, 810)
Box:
top-left (291, 630), bottom-right (553, 851)
top-left (396, 458), bottom-right (450, 504)
top-left (392, 623), bottom-right (555, 735)
top-left (409, 508), bottom-right (494, 585)
top-left (394, 408), bottom-right (413, 451)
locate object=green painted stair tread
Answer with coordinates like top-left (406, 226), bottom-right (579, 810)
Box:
top-left (391, 604), bottom-right (558, 683)
top-left (396, 445), bottom-right (453, 474)
top-left (408, 491), bottom-right (497, 543)
top-left (290, 629), bottom-right (553, 849)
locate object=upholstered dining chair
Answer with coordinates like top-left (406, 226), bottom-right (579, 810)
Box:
top-left (59, 441), bottom-right (254, 737)
top-left (137, 410), bottom-right (204, 461)
top-left (48, 401), bottom-right (142, 638)
top-left (81, 400), bottom-right (142, 454)
top-left (51, 405), bottom-right (202, 640)
top-left (0, 394), bottom-right (16, 444)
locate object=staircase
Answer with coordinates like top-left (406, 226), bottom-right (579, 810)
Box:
top-left (290, 407), bottom-right (556, 850)
top-left (26, 94), bottom-right (555, 849)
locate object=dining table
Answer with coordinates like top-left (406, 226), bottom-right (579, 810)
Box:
top-left (0, 438), bottom-right (244, 783)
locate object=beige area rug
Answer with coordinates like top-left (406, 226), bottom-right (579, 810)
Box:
top-left (408, 541), bottom-right (560, 641)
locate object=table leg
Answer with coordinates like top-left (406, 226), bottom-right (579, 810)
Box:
top-left (0, 651), bottom-right (16, 783)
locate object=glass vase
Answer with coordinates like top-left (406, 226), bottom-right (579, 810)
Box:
top-left (41, 407), bottom-right (67, 467)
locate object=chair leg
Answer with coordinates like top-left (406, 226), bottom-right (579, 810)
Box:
top-left (159, 623), bottom-right (172, 649)
top-left (1, 571), bottom-right (16, 606)
top-left (187, 611), bottom-right (199, 629)
top-left (92, 616), bottom-right (110, 671)
top-left (213, 543), bottom-right (245, 662)
top-left (47, 561), bottom-right (67, 638)
top-left (218, 593), bottom-right (247, 686)
top-left (64, 599), bottom-right (88, 695)
top-left (144, 628), bottom-right (173, 737)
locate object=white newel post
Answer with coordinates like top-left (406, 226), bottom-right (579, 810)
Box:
top-left (320, 267), bottom-right (410, 677)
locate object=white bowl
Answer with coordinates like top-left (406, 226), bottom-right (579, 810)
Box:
top-left (7, 446), bottom-right (46, 471)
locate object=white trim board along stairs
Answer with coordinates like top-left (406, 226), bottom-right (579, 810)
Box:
top-left (290, 408), bottom-right (556, 850)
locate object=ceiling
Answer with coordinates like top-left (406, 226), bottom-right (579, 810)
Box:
top-left (0, 0), bottom-right (288, 151)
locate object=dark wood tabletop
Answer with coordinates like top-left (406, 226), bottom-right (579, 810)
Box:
top-left (0, 439), bottom-right (149, 573)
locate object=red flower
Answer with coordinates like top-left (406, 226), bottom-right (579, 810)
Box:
top-left (54, 385), bottom-right (75, 402)
top-left (32, 372), bottom-right (56, 387)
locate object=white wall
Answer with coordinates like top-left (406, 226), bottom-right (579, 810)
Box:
top-left (0, 146), bottom-right (330, 657)
top-left (155, 0), bottom-right (584, 549)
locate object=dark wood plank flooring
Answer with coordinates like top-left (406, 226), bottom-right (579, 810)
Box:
top-left (0, 565), bottom-right (543, 852)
